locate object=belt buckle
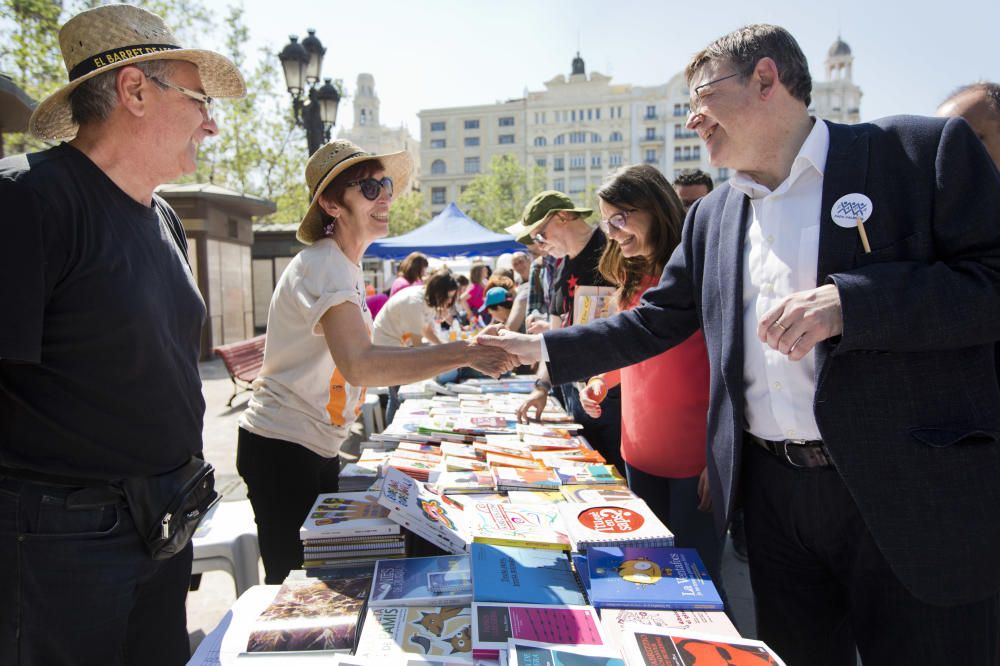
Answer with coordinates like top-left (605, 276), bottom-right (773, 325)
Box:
top-left (777, 441), bottom-right (807, 468)
top-left (780, 440), bottom-right (829, 468)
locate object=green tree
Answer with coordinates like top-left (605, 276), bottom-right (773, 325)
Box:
top-left (184, 4), bottom-right (308, 223)
top-left (459, 154), bottom-right (546, 232)
top-left (387, 189), bottom-right (429, 236)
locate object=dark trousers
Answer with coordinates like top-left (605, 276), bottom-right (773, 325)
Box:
top-left (625, 463), bottom-right (726, 606)
top-left (237, 427), bottom-right (340, 584)
top-left (0, 477), bottom-right (192, 665)
top-left (742, 441), bottom-right (999, 666)
top-left (560, 383), bottom-right (624, 474)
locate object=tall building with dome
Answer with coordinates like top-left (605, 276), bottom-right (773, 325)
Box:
top-left (419, 40), bottom-right (862, 215)
top-left (810, 36), bottom-right (863, 124)
top-left (338, 73), bottom-right (421, 191)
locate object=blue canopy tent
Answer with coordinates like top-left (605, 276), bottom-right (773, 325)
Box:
top-left (366, 202), bottom-right (523, 259)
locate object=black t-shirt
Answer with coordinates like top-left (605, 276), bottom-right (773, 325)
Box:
top-left (0, 143), bottom-right (206, 479)
top-left (548, 227), bottom-right (613, 326)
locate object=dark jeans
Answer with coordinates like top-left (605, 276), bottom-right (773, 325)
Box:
top-left (237, 427), bottom-right (340, 584)
top-left (0, 476), bottom-right (192, 665)
top-left (742, 441), bottom-right (999, 666)
top-left (625, 463), bottom-right (726, 607)
top-left (560, 382), bottom-right (624, 474)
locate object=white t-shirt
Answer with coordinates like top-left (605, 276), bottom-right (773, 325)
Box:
top-left (371, 285), bottom-right (433, 347)
top-left (238, 238), bottom-right (371, 457)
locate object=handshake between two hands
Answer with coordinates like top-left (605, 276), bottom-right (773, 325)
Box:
top-left (464, 324), bottom-right (543, 378)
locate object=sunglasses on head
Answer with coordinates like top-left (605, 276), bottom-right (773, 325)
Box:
top-left (347, 176), bottom-right (394, 200)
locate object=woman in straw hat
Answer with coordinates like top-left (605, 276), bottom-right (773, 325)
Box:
top-left (237, 139), bottom-right (514, 584)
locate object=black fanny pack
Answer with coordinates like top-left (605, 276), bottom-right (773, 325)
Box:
top-left (121, 456), bottom-right (221, 560)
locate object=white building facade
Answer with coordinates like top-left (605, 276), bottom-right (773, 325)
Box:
top-left (339, 73), bottom-right (422, 190)
top-left (419, 41), bottom-right (862, 215)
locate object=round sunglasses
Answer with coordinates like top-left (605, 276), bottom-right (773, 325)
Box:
top-left (347, 176), bottom-right (394, 201)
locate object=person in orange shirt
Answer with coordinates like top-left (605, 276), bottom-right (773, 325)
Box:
top-left (579, 164), bottom-right (724, 595)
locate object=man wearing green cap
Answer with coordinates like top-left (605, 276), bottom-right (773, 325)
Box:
top-left (505, 191), bottom-right (624, 473)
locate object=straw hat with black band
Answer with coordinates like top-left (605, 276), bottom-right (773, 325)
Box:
top-left (29, 4), bottom-right (246, 142)
top-left (297, 139), bottom-right (413, 245)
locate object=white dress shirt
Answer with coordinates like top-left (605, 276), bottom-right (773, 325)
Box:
top-left (730, 118), bottom-right (829, 441)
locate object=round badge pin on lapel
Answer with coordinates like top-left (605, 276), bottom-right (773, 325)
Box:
top-left (831, 193), bottom-right (874, 253)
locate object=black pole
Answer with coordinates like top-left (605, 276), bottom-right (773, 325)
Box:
top-left (304, 88), bottom-right (325, 156)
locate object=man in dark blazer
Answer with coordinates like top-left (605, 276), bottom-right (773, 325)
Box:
top-left (481, 24), bottom-right (1000, 666)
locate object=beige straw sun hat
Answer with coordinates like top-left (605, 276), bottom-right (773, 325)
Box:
top-left (297, 139), bottom-right (413, 245)
top-left (29, 3), bottom-right (245, 141)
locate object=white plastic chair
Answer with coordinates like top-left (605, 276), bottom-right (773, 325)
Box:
top-left (360, 392), bottom-right (385, 437)
top-left (191, 499), bottom-right (260, 596)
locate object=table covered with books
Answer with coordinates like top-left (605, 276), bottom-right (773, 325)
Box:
top-left (189, 379), bottom-right (786, 666)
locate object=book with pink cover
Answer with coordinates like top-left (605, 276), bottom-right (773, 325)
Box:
top-left (470, 602), bottom-right (608, 653)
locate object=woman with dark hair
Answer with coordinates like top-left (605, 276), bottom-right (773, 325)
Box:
top-left (578, 164), bottom-right (723, 596)
top-left (374, 268), bottom-right (459, 421)
top-left (237, 140), bottom-right (513, 584)
top-left (389, 251), bottom-right (429, 297)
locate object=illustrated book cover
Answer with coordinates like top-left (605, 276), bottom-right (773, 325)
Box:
top-left (244, 573), bottom-right (372, 654)
top-left (470, 543), bottom-right (586, 606)
top-left (467, 502), bottom-right (571, 551)
top-left (621, 626), bottom-right (786, 666)
top-left (369, 555), bottom-right (473, 607)
top-left (300, 491), bottom-right (401, 541)
top-left (354, 605), bottom-right (474, 662)
top-left (586, 546), bottom-right (723, 611)
top-left (559, 501), bottom-right (674, 552)
top-left (378, 467), bottom-right (470, 553)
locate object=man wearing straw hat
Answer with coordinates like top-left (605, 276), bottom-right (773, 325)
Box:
top-left (0, 4), bottom-right (244, 664)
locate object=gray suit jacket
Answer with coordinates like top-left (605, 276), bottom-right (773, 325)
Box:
top-left (544, 116), bottom-right (1000, 606)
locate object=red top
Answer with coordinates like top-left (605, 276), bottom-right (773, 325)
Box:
top-left (601, 274), bottom-right (710, 478)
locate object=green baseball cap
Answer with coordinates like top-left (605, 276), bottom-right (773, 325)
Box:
top-left (504, 191), bottom-right (592, 245)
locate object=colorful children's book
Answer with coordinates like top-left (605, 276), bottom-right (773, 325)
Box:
top-left (369, 555), bottom-right (473, 607)
top-left (470, 602), bottom-right (608, 653)
top-left (560, 485), bottom-right (637, 504)
top-left (355, 605), bottom-right (474, 662)
top-left (471, 543), bottom-right (586, 606)
top-left (559, 500), bottom-right (674, 552)
top-left (492, 466), bottom-right (561, 491)
top-left (599, 609), bottom-right (739, 657)
top-left (555, 464), bottom-right (626, 486)
top-left (378, 467), bottom-right (470, 553)
top-left (299, 492), bottom-right (401, 541)
top-left (467, 502), bottom-right (571, 551)
top-left (244, 572), bottom-right (372, 654)
top-left (620, 626), bottom-right (787, 666)
top-left (431, 471), bottom-right (497, 495)
top-left (586, 546), bottom-right (724, 611)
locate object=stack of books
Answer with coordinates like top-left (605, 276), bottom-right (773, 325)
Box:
top-left (298, 491), bottom-right (406, 570)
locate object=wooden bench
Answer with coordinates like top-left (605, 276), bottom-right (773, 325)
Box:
top-left (213, 335), bottom-right (266, 407)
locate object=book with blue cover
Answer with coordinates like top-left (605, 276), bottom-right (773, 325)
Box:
top-left (586, 546), bottom-right (724, 611)
top-left (369, 555), bottom-right (473, 607)
top-left (471, 543), bottom-right (586, 606)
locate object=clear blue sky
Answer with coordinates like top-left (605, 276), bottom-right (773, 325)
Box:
top-left (231, 0), bottom-right (999, 138)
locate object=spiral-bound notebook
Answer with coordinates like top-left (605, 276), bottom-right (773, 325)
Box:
top-left (558, 500), bottom-right (674, 552)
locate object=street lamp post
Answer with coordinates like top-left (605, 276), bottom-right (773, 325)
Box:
top-left (278, 29), bottom-right (341, 156)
